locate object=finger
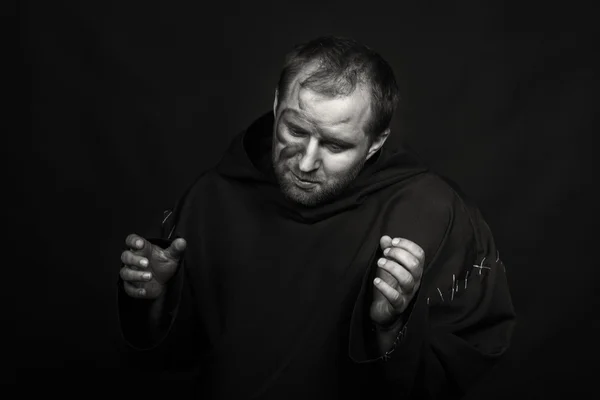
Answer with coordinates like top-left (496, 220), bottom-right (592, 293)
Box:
top-left (383, 246), bottom-right (422, 279)
top-left (379, 235), bottom-right (393, 251)
top-left (377, 257), bottom-right (416, 293)
top-left (120, 266), bottom-right (153, 282)
top-left (120, 250), bottom-right (150, 269)
top-left (373, 277), bottom-right (405, 311)
top-left (164, 238), bottom-right (187, 260)
top-left (125, 233), bottom-right (147, 251)
top-left (390, 237), bottom-right (425, 261)
top-left (123, 281), bottom-right (148, 298)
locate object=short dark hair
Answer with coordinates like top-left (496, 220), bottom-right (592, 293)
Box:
top-left (276, 36), bottom-right (400, 139)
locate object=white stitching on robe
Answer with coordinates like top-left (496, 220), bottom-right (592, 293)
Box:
top-left (162, 210), bottom-right (173, 225)
top-left (473, 256), bottom-right (491, 275)
top-left (381, 324), bottom-right (407, 361)
top-left (426, 253), bottom-right (498, 306)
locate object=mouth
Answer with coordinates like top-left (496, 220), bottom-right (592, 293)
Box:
top-left (291, 173), bottom-right (320, 189)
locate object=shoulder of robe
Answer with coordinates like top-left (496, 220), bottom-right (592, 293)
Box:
top-left (381, 172), bottom-right (481, 271)
top-left (383, 172), bottom-right (460, 231)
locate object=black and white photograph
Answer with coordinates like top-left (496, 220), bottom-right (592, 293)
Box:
top-left (16, 1), bottom-right (598, 398)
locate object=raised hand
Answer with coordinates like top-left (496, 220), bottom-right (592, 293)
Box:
top-left (370, 235), bottom-right (424, 328)
top-left (120, 233), bottom-right (187, 299)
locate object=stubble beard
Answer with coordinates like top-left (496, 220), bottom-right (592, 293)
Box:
top-left (272, 149), bottom-right (366, 207)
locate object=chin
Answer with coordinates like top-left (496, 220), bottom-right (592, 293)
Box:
top-left (289, 197), bottom-right (323, 208)
top-left (282, 185), bottom-right (320, 207)
top-left (284, 182), bottom-right (341, 207)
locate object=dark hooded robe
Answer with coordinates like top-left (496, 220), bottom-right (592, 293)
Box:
top-left (117, 111), bottom-right (515, 399)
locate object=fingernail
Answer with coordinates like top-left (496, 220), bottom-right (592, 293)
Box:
top-left (136, 239), bottom-right (143, 248)
top-left (374, 278), bottom-right (381, 284)
top-left (140, 259), bottom-right (148, 267)
top-left (378, 258), bottom-right (386, 266)
top-left (383, 248), bottom-right (390, 256)
top-left (138, 288), bottom-right (146, 296)
top-left (392, 238), bottom-right (400, 245)
top-left (143, 273), bottom-right (152, 280)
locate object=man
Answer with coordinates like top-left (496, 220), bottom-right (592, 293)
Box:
top-left (118, 36), bottom-right (515, 399)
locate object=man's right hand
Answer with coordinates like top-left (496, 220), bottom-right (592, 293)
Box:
top-left (120, 234), bottom-right (187, 300)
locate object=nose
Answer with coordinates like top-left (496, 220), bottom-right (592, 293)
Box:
top-left (298, 137), bottom-right (321, 173)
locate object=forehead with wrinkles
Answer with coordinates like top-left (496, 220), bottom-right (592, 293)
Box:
top-left (280, 68), bottom-right (372, 140)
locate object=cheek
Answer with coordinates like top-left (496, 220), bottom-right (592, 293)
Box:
top-left (322, 152), bottom-right (361, 177)
top-left (275, 128), bottom-right (304, 161)
top-left (275, 123), bottom-right (288, 144)
top-left (280, 143), bottom-right (304, 161)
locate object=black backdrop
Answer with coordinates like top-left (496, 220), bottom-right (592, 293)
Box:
top-left (17, 0), bottom-right (599, 397)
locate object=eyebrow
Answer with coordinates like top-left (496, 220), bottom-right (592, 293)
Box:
top-left (281, 109), bottom-right (356, 147)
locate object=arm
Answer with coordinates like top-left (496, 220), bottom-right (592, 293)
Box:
top-left (374, 315), bottom-right (406, 358)
top-left (116, 205), bottom-right (206, 378)
top-left (349, 202), bottom-right (516, 399)
top-left (116, 240), bottom-right (185, 350)
top-left (117, 203), bottom-right (187, 351)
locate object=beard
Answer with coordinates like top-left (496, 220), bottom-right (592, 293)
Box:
top-left (272, 147), bottom-right (367, 207)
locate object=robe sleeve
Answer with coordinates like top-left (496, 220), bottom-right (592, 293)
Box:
top-left (348, 191), bottom-right (516, 399)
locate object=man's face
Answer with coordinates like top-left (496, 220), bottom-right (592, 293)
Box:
top-left (272, 78), bottom-right (387, 207)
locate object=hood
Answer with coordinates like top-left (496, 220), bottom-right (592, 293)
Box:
top-left (216, 111), bottom-right (429, 223)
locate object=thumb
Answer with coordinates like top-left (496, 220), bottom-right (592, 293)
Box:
top-left (164, 237), bottom-right (187, 260)
top-left (380, 235), bottom-right (393, 251)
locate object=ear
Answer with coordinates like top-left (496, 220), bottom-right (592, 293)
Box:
top-left (366, 128), bottom-right (391, 161)
top-left (273, 88), bottom-right (279, 117)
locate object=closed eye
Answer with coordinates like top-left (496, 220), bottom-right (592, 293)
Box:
top-left (326, 143), bottom-right (345, 152)
top-left (289, 128), bottom-right (309, 137)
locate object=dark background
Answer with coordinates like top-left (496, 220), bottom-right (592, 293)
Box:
top-left (17, 0), bottom-right (598, 397)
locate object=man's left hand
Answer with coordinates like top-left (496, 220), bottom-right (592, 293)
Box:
top-left (370, 235), bottom-right (425, 328)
